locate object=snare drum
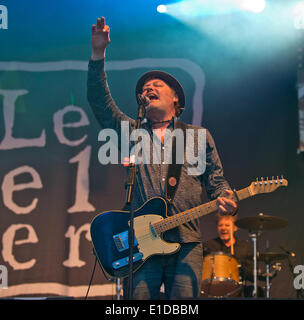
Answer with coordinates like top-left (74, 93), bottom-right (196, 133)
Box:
top-left (201, 251), bottom-right (241, 297)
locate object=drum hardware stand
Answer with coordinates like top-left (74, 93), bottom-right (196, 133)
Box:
top-left (265, 240), bottom-right (270, 299)
top-left (235, 212), bottom-right (288, 299)
top-left (248, 231), bottom-right (261, 298)
top-left (205, 257), bottom-right (215, 297)
top-left (262, 262), bottom-right (282, 299)
top-left (265, 263), bottom-right (270, 298)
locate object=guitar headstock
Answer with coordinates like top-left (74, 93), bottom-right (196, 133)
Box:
top-left (248, 176), bottom-right (288, 196)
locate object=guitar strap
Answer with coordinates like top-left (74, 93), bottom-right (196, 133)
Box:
top-left (165, 120), bottom-right (187, 206)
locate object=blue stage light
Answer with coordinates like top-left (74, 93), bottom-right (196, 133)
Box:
top-left (240, 0), bottom-right (266, 13)
top-left (156, 0), bottom-right (266, 17)
top-left (157, 4), bottom-right (167, 13)
top-left (294, 2), bottom-right (304, 30)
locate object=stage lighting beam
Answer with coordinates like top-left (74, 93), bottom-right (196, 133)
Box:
top-left (157, 4), bottom-right (167, 14)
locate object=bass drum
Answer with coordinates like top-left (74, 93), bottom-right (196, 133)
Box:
top-left (201, 251), bottom-right (241, 297)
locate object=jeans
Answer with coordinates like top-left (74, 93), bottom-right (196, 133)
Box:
top-left (123, 242), bottom-right (202, 300)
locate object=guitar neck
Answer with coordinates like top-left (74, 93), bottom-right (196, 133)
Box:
top-left (153, 187), bottom-right (252, 234)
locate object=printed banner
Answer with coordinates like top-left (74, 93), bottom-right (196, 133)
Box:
top-left (0, 59), bottom-right (204, 298)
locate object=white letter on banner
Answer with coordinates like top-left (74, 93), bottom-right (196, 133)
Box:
top-left (53, 105), bottom-right (89, 146)
top-left (2, 224), bottom-right (39, 270)
top-left (0, 5), bottom-right (8, 30)
top-left (0, 90), bottom-right (46, 149)
top-left (63, 224), bottom-right (91, 267)
top-left (68, 146), bottom-right (95, 213)
top-left (1, 166), bottom-right (43, 214)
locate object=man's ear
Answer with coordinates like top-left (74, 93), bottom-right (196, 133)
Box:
top-left (173, 92), bottom-right (179, 104)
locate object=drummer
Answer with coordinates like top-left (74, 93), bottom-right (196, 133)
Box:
top-left (203, 214), bottom-right (254, 286)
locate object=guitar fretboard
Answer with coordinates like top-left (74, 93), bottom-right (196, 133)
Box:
top-left (152, 187), bottom-right (252, 234)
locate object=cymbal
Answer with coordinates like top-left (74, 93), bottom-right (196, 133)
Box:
top-left (235, 213), bottom-right (288, 231)
top-left (258, 252), bottom-right (288, 263)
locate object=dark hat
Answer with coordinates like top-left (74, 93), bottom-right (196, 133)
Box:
top-left (135, 70), bottom-right (185, 115)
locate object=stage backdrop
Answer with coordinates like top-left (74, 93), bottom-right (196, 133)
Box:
top-left (0, 0), bottom-right (303, 299)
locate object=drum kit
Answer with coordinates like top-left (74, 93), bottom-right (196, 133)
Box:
top-left (201, 212), bottom-right (289, 298)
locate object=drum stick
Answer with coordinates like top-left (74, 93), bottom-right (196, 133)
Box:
top-left (230, 223), bottom-right (234, 255)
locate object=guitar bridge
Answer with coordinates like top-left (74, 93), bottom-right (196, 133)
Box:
top-left (112, 252), bottom-right (143, 269)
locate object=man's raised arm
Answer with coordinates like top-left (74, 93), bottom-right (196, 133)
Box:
top-left (87, 17), bottom-right (133, 133)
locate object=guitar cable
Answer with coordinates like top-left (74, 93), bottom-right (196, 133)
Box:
top-left (84, 249), bottom-right (98, 300)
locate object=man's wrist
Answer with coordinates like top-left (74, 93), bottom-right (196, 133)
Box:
top-left (91, 51), bottom-right (105, 60)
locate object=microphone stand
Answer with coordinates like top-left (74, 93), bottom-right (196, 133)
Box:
top-left (125, 95), bottom-right (147, 300)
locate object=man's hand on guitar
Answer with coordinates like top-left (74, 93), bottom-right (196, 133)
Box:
top-left (217, 190), bottom-right (238, 215)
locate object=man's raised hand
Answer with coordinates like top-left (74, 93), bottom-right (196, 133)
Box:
top-left (91, 17), bottom-right (110, 60)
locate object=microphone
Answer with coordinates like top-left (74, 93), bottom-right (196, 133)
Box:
top-left (280, 245), bottom-right (296, 257)
top-left (137, 94), bottom-right (150, 107)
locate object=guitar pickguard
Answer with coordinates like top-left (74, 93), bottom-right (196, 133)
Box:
top-left (133, 214), bottom-right (180, 260)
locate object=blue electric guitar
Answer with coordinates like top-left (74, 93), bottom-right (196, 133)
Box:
top-left (90, 177), bottom-right (288, 279)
